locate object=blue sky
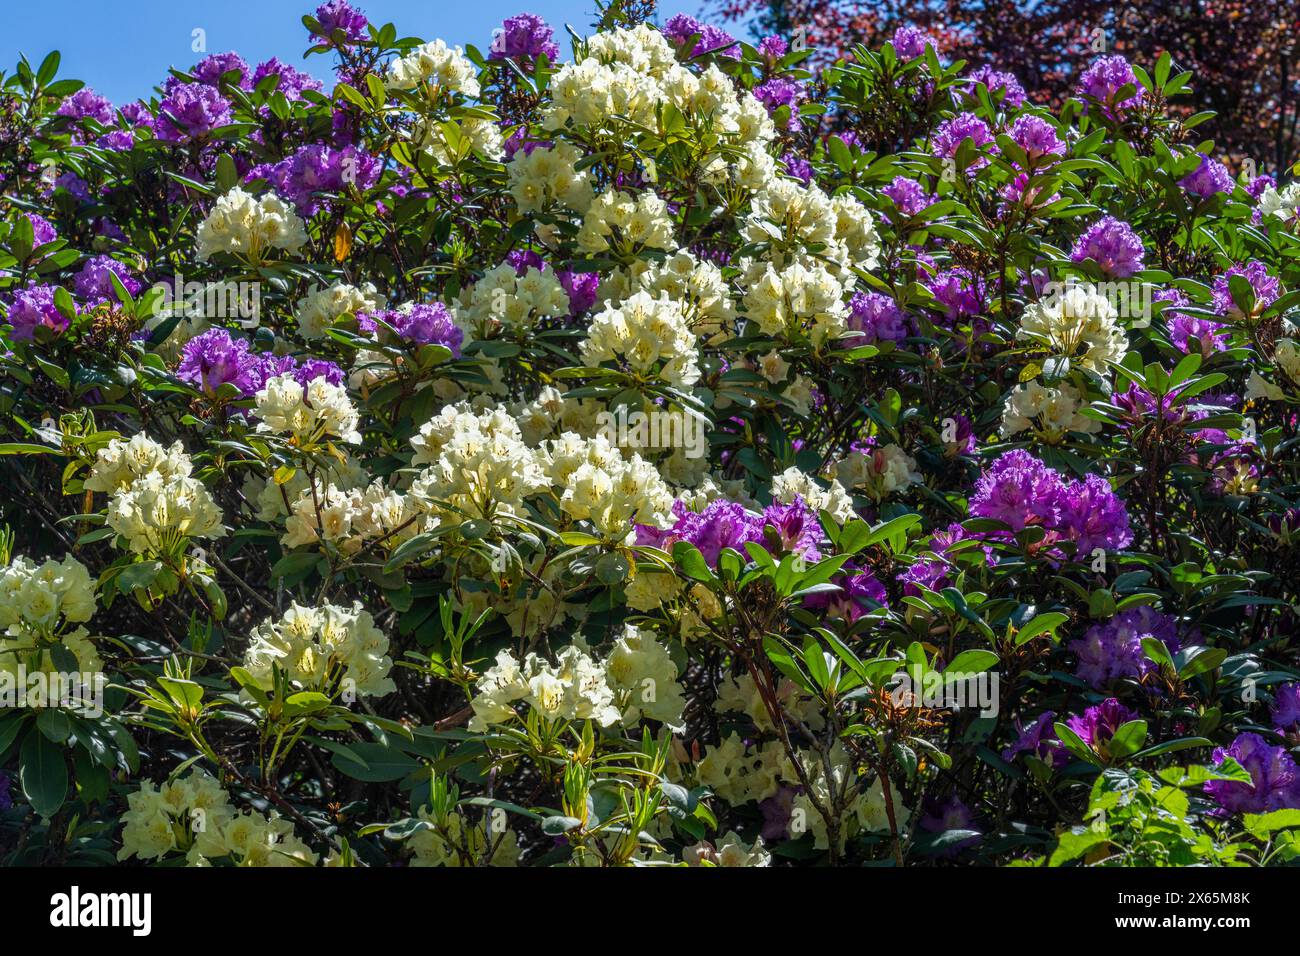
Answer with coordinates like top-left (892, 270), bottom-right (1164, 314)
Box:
top-left (1, 0), bottom-right (711, 104)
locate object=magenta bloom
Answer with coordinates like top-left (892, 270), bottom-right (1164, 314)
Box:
top-left (848, 292), bottom-right (910, 343)
top-left (1070, 216), bottom-right (1145, 278)
top-left (250, 144), bottom-right (380, 215)
top-left (154, 84), bottom-right (233, 142)
top-left (969, 449), bottom-right (1065, 531)
top-left (932, 113), bottom-right (997, 170)
top-left (1066, 698), bottom-right (1137, 749)
top-left (251, 58), bottom-right (324, 100)
top-left (5, 285), bottom-right (70, 340)
top-left (359, 304), bottom-right (463, 355)
top-left (753, 78), bottom-right (804, 129)
top-left (662, 14), bottom-right (740, 58)
top-left (1211, 260), bottom-right (1280, 318)
top-left (293, 358), bottom-right (345, 387)
top-left (189, 52), bottom-right (251, 89)
top-left (490, 14), bottom-right (560, 62)
top-left (57, 87), bottom-right (114, 126)
top-left (891, 25), bottom-right (936, 60)
top-left (1070, 607), bottom-right (1181, 688)
top-left (1057, 473), bottom-right (1133, 554)
top-left (882, 176), bottom-right (932, 217)
top-left (558, 270), bottom-right (599, 316)
top-left (803, 565), bottom-right (887, 622)
top-left (761, 497), bottom-right (825, 560)
top-left (1157, 288), bottom-right (1229, 354)
top-left (757, 35), bottom-right (788, 59)
top-left (73, 255), bottom-right (142, 306)
top-left (637, 499), bottom-right (764, 567)
top-left (313, 0), bottom-right (369, 46)
top-left (1271, 683), bottom-right (1300, 733)
top-left (897, 558), bottom-right (950, 596)
top-left (25, 212), bottom-right (57, 249)
top-left (1008, 115), bottom-right (1064, 161)
top-left (177, 329), bottom-right (260, 395)
top-left (1205, 732), bottom-right (1300, 815)
top-left (1180, 153), bottom-right (1234, 199)
top-left (967, 66), bottom-right (1026, 107)
top-left (1077, 54), bottom-right (1145, 113)
top-left (925, 267), bottom-right (986, 324)
top-left (1002, 711), bottom-right (1066, 767)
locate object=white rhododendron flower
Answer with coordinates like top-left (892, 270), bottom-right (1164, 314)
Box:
top-left (196, 187), bottom-right (307, 262)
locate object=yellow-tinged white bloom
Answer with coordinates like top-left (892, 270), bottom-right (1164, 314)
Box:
top-left (834, 444), bottom-right (920, 501)
top-left (0, 553), bottom-right (96, 638)
top-left (106, 472), bottom-right (225, 555)
top-left (1274, 338), bottom-right (1300, 384)
top-left (385, 39), bottom-right (480, 96)
top-left (408, 807), bottom-right (520, 867)
top-left (696, 733), bottom-right (787, 805)
top-left (580, 290), bottom-right (700, 387)
top-left (605, 623), bottom-right (685, 729)
top-left (254, 373), bottom-right (362, 445)
top-left (1258, 182), bottom-right (1300, 224)
top-left (999, 380), bottom-right (1100, 443)
top-left (684, 831), bottom-right (771, 866)
top-left (409, 402), bottom-right (549, 521)
top-left (196, 188), bottom-right (307, 263)
top-left (84, 433), bottom-right (192, 494)
top-left (540, 431), bottom-right (676, 540)
top-left (741, 258), bottom-right (849, 346)
top-left (243, 600), bottom-right (395, 698)
top-left (1018, 284), bottom-right (1127, 374)
top-left (467, 645), bottom-right (621, 730)
top-left (459, 263), bottom-right (571, 336)
top-left (294, 281), bottom-right (385, 340)
top-left (506, 141), bottom-right (594, 214)
top-left (770, 466), bottom-right (857, 523)
top-left (577, 189), bottom-right (676, 256)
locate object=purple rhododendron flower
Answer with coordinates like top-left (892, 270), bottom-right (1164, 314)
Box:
top-left (1002, 711), bottom-right (1066, 766)
top-left (803, 564), bottom-right (887, 622)
top-left (848, 291), bottom-right (911, 343)
top-left (1077, 54), bottom-right (1145, 112)
top-left (293, 358), bottom-right (345, 387)
top-left (757, 35), bottom-right (788, 59)
top-left (26, 212), bottom-right (57, 247)
top-left (920, 795), bottom-right (981, 854)
top-left (154, 84), bottom-right (233, 142)
top-left (662, 14), bottom-right (740, 58)
top-left (359, 304), bottom-right (463, 355)
top-left (1271, 683), bottom-right (1300, 733)
top-left (251, 58), bottom-right (324, 100)
top-left (73, 255), bottom-right (142, 305)
top-left (967, 65), bottom-right (1026, 107)
top-left (1211, 260), bottom-right (1279, 318)
top-left (898, 558), bottom-right (950, 596)
top-left (1057, 473), bottom-right (1133, 554)
top-left (189, 52), bottom-right (251, 89)
top-left (925, 267), bottom-right (986, 323)
top-left (753, 77), bottom-right (804, 130)
top-left (1070, 215), bottom-right (1145, 278)
top-left (1070, 606), bottom-right (1181, 688)
top-left (558, 270), bottom-right (599, 316)
top-left (1008, 115), bottom-right (1064, 160)
top-left (932, 113), bottom-right (997, 170)
top-left (761, 497), bottom-right (824, 560)
top-left (1157, 288), bottom-right (1230, 355)
top-left (491, 14), bottom-right (560, 62)
top-left (782, 152), bottom-right (814, 184)
top-left (969, 449), bottom-right (1065, 531)
top-left (636, 499), bottom-right (763, 567)
top-left (250, 143), bottom-right (380, 215)
top-left (1066, 697), bottom-right (1137, 749)
top-left (5, 284), bottom-right (69, 340)
top-left (314, 0), bottom-right (369, 46)
top-left (882, 175), bottom-right (932, 218)
top-left (57, 87), bottom-right (114, 126)
top-left (1205, 732), bottom-right (1300, 815)
top-left (177, 328), bottom-right (261, 394)
top-left (1180, 153), bottom-right (1235, 199)
top-left (892, 25), bottom-right (936, 60)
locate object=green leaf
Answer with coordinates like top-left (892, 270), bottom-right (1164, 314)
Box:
top-left (20, 730), bottom-right (68, 818)
top-left (1015, 611), bottom-right (1069, 646)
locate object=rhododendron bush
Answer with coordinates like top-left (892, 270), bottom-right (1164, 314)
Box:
top-left (2, 2), bottom-right (1300, 869)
